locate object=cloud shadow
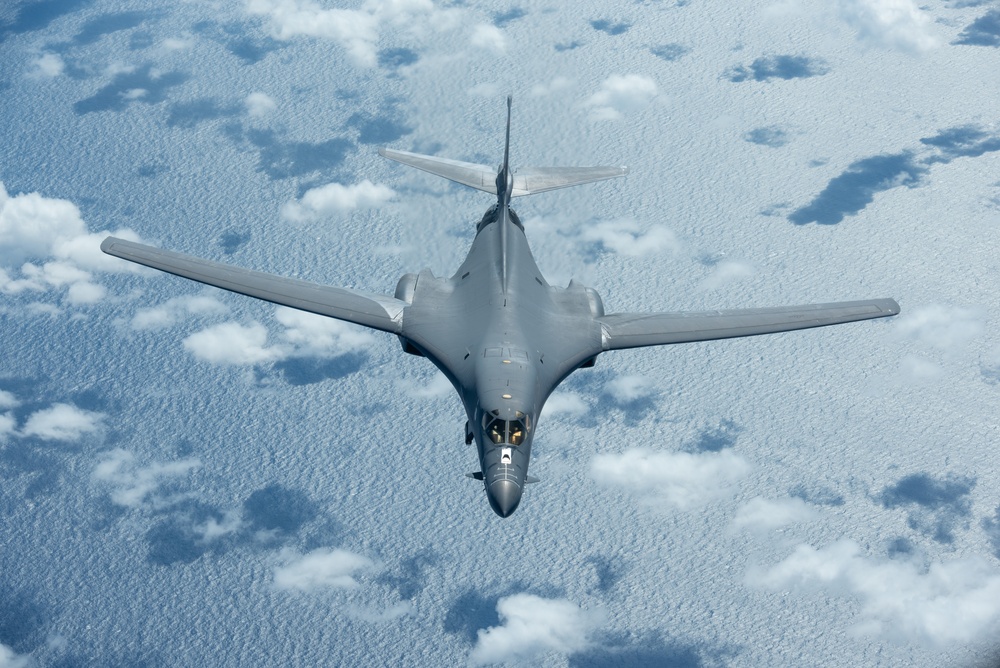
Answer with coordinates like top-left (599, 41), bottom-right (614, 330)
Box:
top-left (953, 9), bottom-right (1000, 47)
top-left (443, 589), bottom-right (502, 643)
top-left (223, 125), bottom-right (353, 180)
top-left (0, 0), bottom-right (94, 43)
top-left (877, 472), bottom-right (976, 544)
top-left (590, 19), bottom-right (631, 35)
top-left (166, 97), bottom-right (241, 129)
top-left (218, 228), bottom-right (251, 255)
top-left (142, 483), bottom-right (320, 566)
top-left (570, 634), bottom-right (739, 668)
top-left (346, 102), bottom-right (413, 145)
top-left (789, 482), bottom-right (845, 507)
top-left (685, 419), bottom-right (742, 453)
top-left (584, 555), bottom-right (625, 593)
top-left (73, 64), bottom-right (189, 115)
top-left (71, 9), bottom-right (157, 46)
top-left (920, 125), bottom-right (1000, 164)
top-left (378, 47), bottom-right (419, 70)
top-left (725, 55), bottom-right (829, 82)
top-left (982, 505), bottom-right (1000, 559)
top-left (0, 583), bottom-right (47, 654)
top-left (745, 126), bottom-right (789, 148)
top-left (788, 152), bottom-right (927, 225)
top-left (493, 8), bottom-right (526, 27)
top-left (650, 43), bottom-right (690, 62)
top-left (273, 352), bottom-right (367, 386)
top-left (377, 548), bottom-right (437, 600)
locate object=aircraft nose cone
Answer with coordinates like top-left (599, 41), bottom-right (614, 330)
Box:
top-left (487, 480), bottom-right (522, 518)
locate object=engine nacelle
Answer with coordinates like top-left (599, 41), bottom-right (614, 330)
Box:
top-left (394, 272), bottom-right (419, 303)
top-left (584, 287), bottom-right (605, 318)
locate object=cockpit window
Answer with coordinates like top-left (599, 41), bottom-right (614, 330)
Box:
top-left (508, 420), bottom-right (525, 445)
top-left (482, 414), bottom-right (528, 445)
top-left (487, 418), bottom-right (505, 444)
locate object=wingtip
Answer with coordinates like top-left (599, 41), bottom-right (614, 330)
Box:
top-left (100, 236), bottom-right (117, 254)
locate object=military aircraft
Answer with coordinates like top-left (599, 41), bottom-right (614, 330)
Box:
top-left (102, 97), bottom-right (899, 517)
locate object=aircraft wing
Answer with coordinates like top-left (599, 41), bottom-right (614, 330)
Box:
top-left (598, 298), bottom-right (899, 350)
top-left (100, 237), bottom-right (405, 334)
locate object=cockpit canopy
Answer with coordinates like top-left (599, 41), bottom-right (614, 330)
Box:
top-left (482, 409), bottom-right (530, 445)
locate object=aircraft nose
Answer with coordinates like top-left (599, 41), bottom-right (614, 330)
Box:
top-left (487, 480), bottom-right (522, 518)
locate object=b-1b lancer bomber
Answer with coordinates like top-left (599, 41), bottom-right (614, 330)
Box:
top-left (102, 97), bottom-right (899, 517)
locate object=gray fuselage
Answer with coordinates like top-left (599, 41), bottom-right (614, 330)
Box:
top-left (396, 204), bottom-right (604, 516)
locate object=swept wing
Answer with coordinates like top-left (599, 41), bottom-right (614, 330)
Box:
top-left (598, 299), bottom-right (900, 350)
top-left (100, 237), bottom-right (405, 334)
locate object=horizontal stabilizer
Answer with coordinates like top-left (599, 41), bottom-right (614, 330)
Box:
top-left (511, 166), bottom-right (628, 195)
top-left (380, 148), bottom-right (497, 193)
top-left (379, 148), bottom-right (627, 197)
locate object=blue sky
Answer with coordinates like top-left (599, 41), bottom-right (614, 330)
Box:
top-left (2, 0), bottom-right (1000, 665)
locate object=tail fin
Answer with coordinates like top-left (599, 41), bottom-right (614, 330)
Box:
top-left (378, 98), bottom-right (627, 197)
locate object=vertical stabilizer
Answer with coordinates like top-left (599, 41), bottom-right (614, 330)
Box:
top-left (497, 95), bottom-right (513, 294)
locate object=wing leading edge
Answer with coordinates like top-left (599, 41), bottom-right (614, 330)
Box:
top-left (598, 298), bottom-right (900, 351)
top-left (100, 237), bottom-right (405, 334)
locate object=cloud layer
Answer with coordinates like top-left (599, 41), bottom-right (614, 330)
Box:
top-left (469, 594), bottom-right (606, 665)
top-left (273, 547), bottom-right (373, 591)
top-left (0, 182), bottom-right (144, 304)
top-left (591, 448), bottom-right (751, 510)
top-left (749, 540), bottom-right (1000, 645)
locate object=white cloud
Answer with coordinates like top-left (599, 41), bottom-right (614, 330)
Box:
top-left (31, 52), bottom-right (65, 77)
top-left (280, 180), bottom-right (396, 223)
top-left (838, 0), bottom-right (939, 52)
top-left (585, 74), bottom-right (658, 121)
top-left (183, 321), bottom-right (278, 365)
top-left (749, 540), bottom-right (1000, 645)
top-left (530, 76), bottom-right (573, 97)
top-left (895, 304), bottom-right (984, 354)
top-left (591, 448), bottom-right (751, 510)
top-left (579, 220), bottom-right (680, 257)
top-left (605, 374), bottom-right (655, 404)
top-left (275, 307), bottom-right (376, 355)
top-left (541, 391), bottom-right (589, 419)
top-left (21, 403), bottom-right (104, 441)
top-left (246, 0), bottom-right (442, 68)
top-left (699, 260), bottom-right (755, 292)
top-left (273, 547), bottom-right (373, 591)
top-left (0, 413), bottom-right (15, 439)
top-left (183, 308), bottom-right (374, 365)
top-left (0, 390), bottom-right (20, 410)
top-left (0, 182), bottom-right (146, 304)
top-left (0, 642), bottom-right (30, 668)
top-left (245, 91), bottom-right (277, 117)
top-left (470, 594), bottom-right (606, 666)
top-left (159, 36), bottom-right (194, 52)
top-left (194, 509), bottom-right (244, 541)
top-left (468, 82), bottom-right (501, 98)
top-left (731, 496), bottom-right (821, 532)
top-left (92, 448), bottom-right (201, 508)
top-left (132, 294), bottom-right (229, 330)
top-left (469, 24), bottom-right (506, 52)
top-left (346, 601), bottom-right (413, 622)
top-left (397, 370), bottom-right (453, 399)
